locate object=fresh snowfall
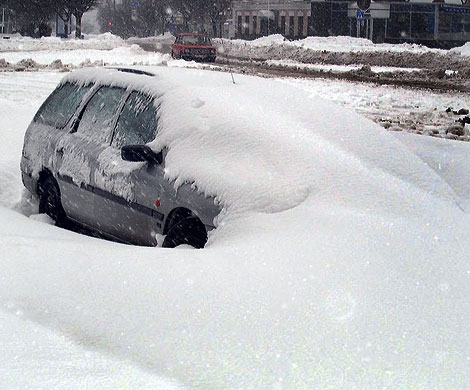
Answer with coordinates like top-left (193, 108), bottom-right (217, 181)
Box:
top-left (0, 34), bottom-right (470, 389)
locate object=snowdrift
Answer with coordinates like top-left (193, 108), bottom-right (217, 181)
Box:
top-left (219, 34), bottom-right (447, 55)
top-left (1, 67), bottom-right (470, 389)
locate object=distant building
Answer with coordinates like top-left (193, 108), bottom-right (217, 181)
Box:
top-left (232, 0), bottom-right (470, 47)
top-left (232, 0), bottom-right (312, 38)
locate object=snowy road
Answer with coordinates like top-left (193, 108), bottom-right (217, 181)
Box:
top-left (1, 69), bottom-right (470, 389)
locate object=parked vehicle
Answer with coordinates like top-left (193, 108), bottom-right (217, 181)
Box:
top-left (171, 32), bottom-right (217, 62)
top-left (20, 68), bottom-right (220, 248)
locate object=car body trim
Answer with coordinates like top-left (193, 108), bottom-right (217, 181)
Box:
top-left (57, 174), bottom-right (164, 221)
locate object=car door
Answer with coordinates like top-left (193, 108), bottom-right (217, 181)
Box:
top-left (57, 85), bottom-right (127, 229)
top-left (93, 91), bottom-right (164, 246)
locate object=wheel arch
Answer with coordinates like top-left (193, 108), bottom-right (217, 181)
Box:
top-left (163, 207), bottom-right (195, 235)
top-left (37, 168), bottom-right (55, 196)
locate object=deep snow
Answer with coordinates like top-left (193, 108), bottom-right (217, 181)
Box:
top-left (1, 67), bottom-right (470, 389)
top-left (0, 309), bottom-right (182, 389)
top-left (222, 34), bottom-right (448, 55)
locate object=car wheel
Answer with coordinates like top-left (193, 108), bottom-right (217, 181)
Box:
top-left (39, 176), bottom-right (66, 227)
top-left (162, 216), bottom-right (207, 249)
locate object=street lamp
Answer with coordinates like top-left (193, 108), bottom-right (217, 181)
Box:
top-left (267, 0), bottom-right (270, 35)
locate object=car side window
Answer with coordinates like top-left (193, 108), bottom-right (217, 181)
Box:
top-left (111, 92), bottom-right (158, 148)
top-left (75, 86), bottom-right (125, 143)
top-left (34, 83), bottom-right (91, 129)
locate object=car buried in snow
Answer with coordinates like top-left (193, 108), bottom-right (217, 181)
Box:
top-left (170, 32), bottom-right (217, 62)
top-left (20, 67), bottom-right (221, 249)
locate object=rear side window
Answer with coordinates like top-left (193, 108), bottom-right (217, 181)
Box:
top-left (76, 86), bottom-right (125, 143)
top-left (111, 92), bottom-right (158, 148)
top-left (34, 83), bottom-right (91, 128)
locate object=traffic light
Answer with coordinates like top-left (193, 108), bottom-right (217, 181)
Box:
top-left (108, 21), bottom-right (113, 27)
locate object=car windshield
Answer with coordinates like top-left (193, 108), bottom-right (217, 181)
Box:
top-left (180, 35), bottom-right (211, 45)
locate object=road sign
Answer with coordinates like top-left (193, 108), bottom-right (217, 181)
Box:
top-left (356, 10), bottom-right (365, 20)
top-left (357, 0), bottom-right (371, 11)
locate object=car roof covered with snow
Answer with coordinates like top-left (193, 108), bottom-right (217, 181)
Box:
top-left (63, 66), bottom-right (460, 218)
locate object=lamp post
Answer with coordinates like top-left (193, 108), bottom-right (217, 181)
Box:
top-left (1, 8), bottom-right (5, 34)
top-left (267, 0), bottom-right (270, 35)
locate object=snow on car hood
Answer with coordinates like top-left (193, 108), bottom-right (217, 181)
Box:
top-left (66, 66), bottom-right (460, 220)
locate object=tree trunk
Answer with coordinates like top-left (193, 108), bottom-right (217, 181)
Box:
top-left (211, 18), bottom-right (217, 37)
top-left (75, 12), bottom-right (83, 39)
top-left (63, 18), bottom-right (69, 38)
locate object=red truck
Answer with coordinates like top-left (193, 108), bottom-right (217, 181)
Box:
top-left (171, 33), bottom-right (217, 63)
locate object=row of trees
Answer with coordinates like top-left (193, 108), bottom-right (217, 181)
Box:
top-left (2, 0), bottom-right (230, 38)
top-left (97, 0), bottom-right (231, 38)
top-left (1, 0), bottom-right (96, 38)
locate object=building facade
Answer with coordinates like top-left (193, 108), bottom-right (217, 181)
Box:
top-left (232, 0), bottom-right (470, 46)
top-left (232, 0), bottom-right (312, 38)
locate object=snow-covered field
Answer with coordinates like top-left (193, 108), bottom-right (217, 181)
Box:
top-left (1, 36), bottom-right (470, 388)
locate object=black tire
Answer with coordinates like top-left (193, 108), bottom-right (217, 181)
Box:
top-left (162, 216), bottom-right (207, 249)
top-left (38, 176), bottom-right (66, 227)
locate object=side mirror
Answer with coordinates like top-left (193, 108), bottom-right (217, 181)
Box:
top-left (121, 145), bottom-right (162, 165)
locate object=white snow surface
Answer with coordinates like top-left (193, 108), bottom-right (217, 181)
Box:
top-left (451, 41), bottom-right (470, 56)
top-left (0, 32), bottom-right (127, 52)
top-left (221, 34), bottom-right (447, 54)
top-left (0, 309), bottom-right (182, 389)
top-left (266, 59), bottom-right (422, 74)
top-left (1, 68), bottom-right (470, 389)
top-left (0, 44), bottom-right (170, 67)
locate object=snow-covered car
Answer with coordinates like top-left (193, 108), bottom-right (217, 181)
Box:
top-left (20, 67), bottom-right (221, 248)
top-left (171, 33), bottom-right (217, 62)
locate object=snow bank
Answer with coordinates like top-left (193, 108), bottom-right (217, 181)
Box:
top-left (293, 35), bottom-right (440, 54)
top-left (1, 69), bottom-right (470, 389)
top-left (451, 41), bottom-right (470, 56)
top-left (0, 32), bottom-right (127, 52)
top-left (219, 34), bottom-right (446, 55)
top-left (0, 45), bottom-right (170, 67)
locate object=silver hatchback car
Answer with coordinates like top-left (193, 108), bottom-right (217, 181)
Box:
top-left (21, 68), bottom-right (220, 248)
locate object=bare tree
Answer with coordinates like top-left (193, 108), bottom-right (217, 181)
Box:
top-left (58, 0), bottom-right (98, 38)
top-left (9, 0), bottom-right (56, 37)
top-left (136, 0), bottom-right (170, 36)
top-left (208, 0), bottom-right (230, 37)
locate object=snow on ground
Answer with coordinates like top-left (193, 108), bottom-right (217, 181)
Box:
top-left (282, 77), bottom-right (470, 139)
top-left (0, 44), bottom-right (169, 67)
top-left (0, 32), bottom-right (176, 67)
top-left (450, 41), bottom-right (470, 56)
top-left (266, 59), bottom-right (422, 74)
top-left (0, 310), bottom-right (182, 389)
top-left (1, 68), bottom-right (470, 389)
top-left (0, 72), bottom-right (61, 208)
top-left (219, 34), bottom-right (448, 55)
top-left (0, 33), bottom-right (127, 52)
top-left (395, 132), bottom-right (470, 210)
